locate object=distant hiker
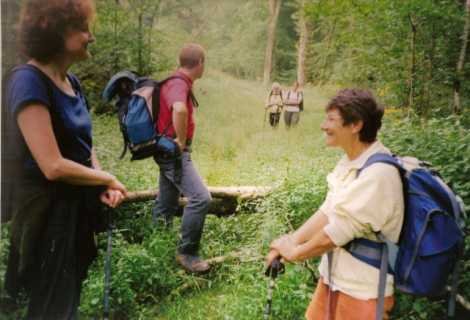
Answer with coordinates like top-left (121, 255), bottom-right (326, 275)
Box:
top-left (283, 81), bottom-right (304, 128)
top-left (266, 89), bottom-right (404, 319)
top-left (265, 82), bottom-right (284, 128)
top-left (3, 1), bottom-right (127, 319)
top-left (152, 43), bottom-right (212, 274)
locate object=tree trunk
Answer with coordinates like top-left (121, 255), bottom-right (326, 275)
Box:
top-left (453, 0), bottom-right (470, 114)
top-left (319, 20), bottom-right (336, 84)
top-left (2, 1), bottom-right (22, 224)
top-left (113, 0), bottom-right (120, 71)
top-left (408, 14), bottom-right (417, 111)
top-left (423, 25), bottom-right (436, 118)
top-left (263, 0), bottom-right (281, 87)
top-left (296, 0), bottom-right (308, 86)
top-left (1, 0), bottom-right (22, 76)
top-left (145, 1), bottom-right (161, 73)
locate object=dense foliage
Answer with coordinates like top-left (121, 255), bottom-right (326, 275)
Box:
top-left (64, 0), bottom-right (470, 117)
top-left (2, 77), bottom-right (468, 318)
top-left (381, 114), bottom-right (470, 203)
top-left (303, 0), bottom-right (470, 115)
top-left (80, 112), bottom-right (470, 320)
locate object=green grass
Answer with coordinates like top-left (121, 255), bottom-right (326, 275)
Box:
top-left (83, 70), bottom-right (338, 319)
top-left (92, 69), bottom-right (339, 190)
top-left (0, 70), bottom-right (337, 320)
top-left (4, 70), bottom-right (466, 319)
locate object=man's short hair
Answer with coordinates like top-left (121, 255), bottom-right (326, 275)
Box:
top-left (179, 43), bottom-right (205, 69)
top-left (326, 89), bottom-right (384, 143)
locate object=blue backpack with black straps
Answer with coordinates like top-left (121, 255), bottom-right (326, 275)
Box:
top-left (345, 153), bottom-right (466, 320)
top-left (121, 77), bottom-right (176, 160)
top-left (102, 71), bottom-right (197, 161)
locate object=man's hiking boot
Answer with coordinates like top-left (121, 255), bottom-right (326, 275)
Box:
top-left (176, 254), bottom-right (210, 274)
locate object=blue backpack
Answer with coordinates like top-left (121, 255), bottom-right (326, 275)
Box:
top-left (102, 71), bottom-right (197, 160)
top-left (345, 153), bottom-right (465, 320)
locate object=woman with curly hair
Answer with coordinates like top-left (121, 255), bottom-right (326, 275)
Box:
top-left (3, 1), bottom-right (127, 318)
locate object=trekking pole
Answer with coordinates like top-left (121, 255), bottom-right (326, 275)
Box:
top-left (103, 208), bottom-right (114, 320)
top-left (263, 257), bottom-right (285, 319)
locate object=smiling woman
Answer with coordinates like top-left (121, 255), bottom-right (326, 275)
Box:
top-left (18, 0), bottom-right (95, 62)
top-left (3, 1), bottom-right (127, 319)
top-left (266, 88), bottom-right (404, 320)
top-left (321, 89), bottom-right (384, 153)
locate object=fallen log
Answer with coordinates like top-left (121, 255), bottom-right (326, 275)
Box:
top-left (205, 198), bottom-right (238, 216)
top-left (205, 250), bottom-right (260, 265)
top-left (128, 197), bottom-right (238, 217)
top-left (447, 286), bottom-right (470, 311)
top-left (457, 293), bottom-right (470, 311)
top-left (124, 186), bottom-right (272, 203)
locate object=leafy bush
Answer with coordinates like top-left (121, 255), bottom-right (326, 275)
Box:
top-left (1, 64), bottom-right (468, 319)
top-left (381, 114), bottom-right (470, 206)
top-left (79, 203), bottom-right (182, 319)
top-left (75, 163), bottom-right (330, 319)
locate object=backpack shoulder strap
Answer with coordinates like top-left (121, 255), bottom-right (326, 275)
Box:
top-left (161, 75), bottom-right (199, 107)
top-left (349, 152), bottom-right (406, 320)
top-left (158, 75), bottom-right (188, 86)
top-left (155, 75), bottom-right (198, 136)
top-left (67, 73), bottom-right (81, 92)
top-left (67, 73), bottom-right (92, 111)
top-left (357, 153), bottom-right (405, 177)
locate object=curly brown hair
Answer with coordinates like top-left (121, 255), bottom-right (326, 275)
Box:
top-left (18, 0), bottom-right (95, 63)
top-left (326, 89), bottom-right (384, 143)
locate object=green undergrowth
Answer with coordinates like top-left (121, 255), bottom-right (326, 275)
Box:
top-left (78, 166), bottom-right (330, 320)
top-left (83, 105), bottom-right (470, 319)
top-left (1, 71), bottom-right (469, 319)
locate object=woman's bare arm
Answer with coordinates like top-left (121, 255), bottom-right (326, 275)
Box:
top-left (17, 103), bottom-right (125, 193)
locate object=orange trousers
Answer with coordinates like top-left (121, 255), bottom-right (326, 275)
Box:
top-left (305, 278), bottom-right (394, 320)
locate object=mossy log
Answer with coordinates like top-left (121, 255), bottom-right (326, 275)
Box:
top-left (124, 186), bottom-right (271, 216)
top-left (125, 186), bottom-right (272, 202)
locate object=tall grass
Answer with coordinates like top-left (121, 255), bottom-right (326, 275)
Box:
top-left (81, 70), bottom-right (339, 319)
top-left (92, 69), bottom-right (339, 190)
top-left (3, 70), bottom-right (467, 319)
top-left (85, 71), bottom-right (470, 319)
top-left (0, 70), bottom-right (337, 320)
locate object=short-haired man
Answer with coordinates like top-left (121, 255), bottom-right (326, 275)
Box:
top-left (153, 43), bottom-right (212, 273)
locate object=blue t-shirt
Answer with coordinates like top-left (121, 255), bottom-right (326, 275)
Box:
top-left (6, 64), bottom-right (93, 176)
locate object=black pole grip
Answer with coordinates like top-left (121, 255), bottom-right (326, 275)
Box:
top-left (265, 257), bottom-right (285, 279)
